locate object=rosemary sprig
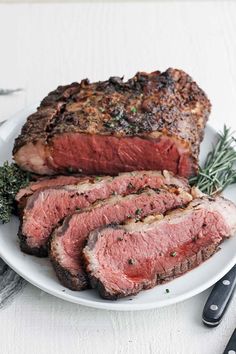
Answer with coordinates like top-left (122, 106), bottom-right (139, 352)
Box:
top-left (190, 125), bottom-right (236, 195)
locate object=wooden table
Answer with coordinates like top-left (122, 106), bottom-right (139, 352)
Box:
top-left (1, 1), bottom-right (236, 353)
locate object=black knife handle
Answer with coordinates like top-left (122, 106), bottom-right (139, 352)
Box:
top-left (223, 328), bottom-right (236, 354)
top-left (202, 265), bottom-right (236, 327)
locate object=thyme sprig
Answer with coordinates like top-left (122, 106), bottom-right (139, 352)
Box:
top-left (0, 162), bottom-right (31, 223)
top-left (190, 125), bottom-right (236, 195)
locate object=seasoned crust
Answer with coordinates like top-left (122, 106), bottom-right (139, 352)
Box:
top-left (19, 233), bottom-right (48, 257)
top-left (49, 227), bottom-right (89, 290)
top-left (13, 68), bottom-right (211, 165)
top-left (13, 83), bottom-right (80, 153)
top-left (50, 258), bottom-right (89, 291)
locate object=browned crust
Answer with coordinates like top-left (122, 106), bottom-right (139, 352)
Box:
top-left (83, 226), bottom-right (121, 299)
top-left (17, 215), bottom-right (47, 256)
top-left (50, 223), bottom-right (120, 291)
top-left (49, 214), bottom-right (90, 290)
top-left (13, 83), bottom-right (80, 154)
top-left (13, 68), bottom-right (211, 170)
top-left (50, 258), bottom-right (89, 291)
top-left (18, 232), bottom-right (48, 257)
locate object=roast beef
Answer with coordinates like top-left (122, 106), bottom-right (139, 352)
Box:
top-left (16, 175), bottom-right (84, 211)
top-left (16, 175), bottom-right (84, 202)
top-left (19, 170), bottom-right (189, 257)
top-left (83, 196), bottom-right (236, 299)
top-left (13, 68), bottom-right (211, 177)
top-left (49, 187), bottom-right (193, 290)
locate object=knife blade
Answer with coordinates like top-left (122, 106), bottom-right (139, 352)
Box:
top-left (202, 265), bottom-right (236, 327)
top-left (223, 328), bottom-right (236, 354)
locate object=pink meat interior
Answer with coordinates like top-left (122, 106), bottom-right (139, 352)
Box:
top-left (49, 133), bottom-right (194, 177)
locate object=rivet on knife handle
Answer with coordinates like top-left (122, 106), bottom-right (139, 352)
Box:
top-left (202, 265), bottom-right (236, 327)
top-left (223, 328), bottom-right (236, 354)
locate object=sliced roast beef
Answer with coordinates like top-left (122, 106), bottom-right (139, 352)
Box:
top-left (16, 175), bottom-right (84, 202)
top-left (19, 170), bottom-right (189, 257)
top-left (49, 187), bottom-right (193, 290)
top-left (13, 68), bottom-right (211, 177)
top-left (83, 196), bottom-right (236, 299)
top-left (16, 175), bottom-right (85, 211)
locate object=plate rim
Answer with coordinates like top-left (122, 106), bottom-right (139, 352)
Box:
top-left (1, 244), bottom-right (236, 311)
top-left (0, 106), bottom-right (235, 311)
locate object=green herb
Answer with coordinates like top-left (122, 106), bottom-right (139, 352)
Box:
top-left (170, 252), bottom-right (177, 257)
top-left (113, 111), bottom-right (123, 121)
top-left (67, 166), bottom-right (74, 173)
top-left (131, 106), bottom-right (137, 114)
top-left (95, 176), bottom-right (101, 181)
top-left (99, 107), bottom-right (105, 113)
top-left (190, 125), bottom-right (236, 195)
top-left (0, 162), bottom-right (31, 223)
top-left (128, 258), bottom-right (135, 265)
top-left (165, 289), bottom-right (170, 293)
top-left (104, 121), bottom-right (115, 129)
top-left (135, 208), bottom-right (142, 216)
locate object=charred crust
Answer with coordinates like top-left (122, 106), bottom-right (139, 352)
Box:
top-left (89, 275), bottom-right (120, 300)
top-left (49, 231), bottom-right (90, 291)
top-left (19, 233), bottom-right (48, 257)
top-left (50, 258), bottom-right (89, 291)
top-left (156, 243), bottom-right (220, 284)
top-left (13, 68), bottom-right (211, 165)
top-left (88, 273), bottom-right (139, 300)
top-left (13, 83), bottom-right (81, 154)
top-left (87, 269), bottom-right (127, 300)
top-left (17, 214), bottom-right (48, 257)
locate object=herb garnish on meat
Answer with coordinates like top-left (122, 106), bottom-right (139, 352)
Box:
top-left (130, 106), bottom-right (137, 114)
top-left (135, 208), bottom-right (142, 216)
top-left (170, 252), bottom-right (177, 257)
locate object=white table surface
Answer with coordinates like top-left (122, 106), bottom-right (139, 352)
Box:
top-left (1, 1), bottom-right (236, 353)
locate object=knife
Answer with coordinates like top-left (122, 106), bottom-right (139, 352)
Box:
top-left (223, 328), bottom-right (236, 354)
top-left (202, 265), bottom-right (236, 327)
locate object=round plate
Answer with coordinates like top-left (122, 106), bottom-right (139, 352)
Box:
top-left (0, 105), bottom-right (236, 311)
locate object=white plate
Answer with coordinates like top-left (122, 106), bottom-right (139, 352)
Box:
top-left (0, 105), bottom-right (236, 311)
